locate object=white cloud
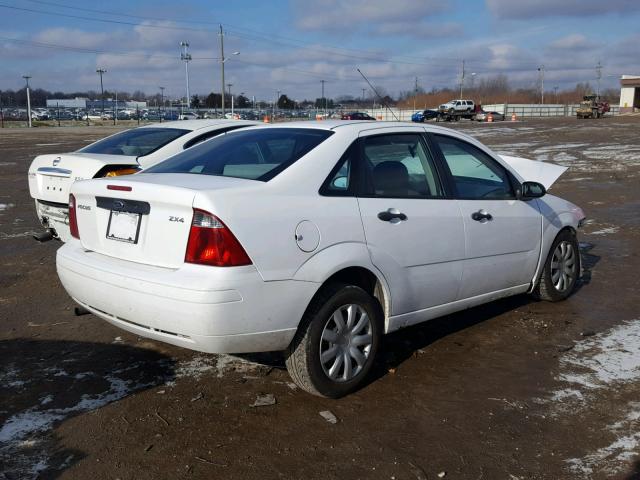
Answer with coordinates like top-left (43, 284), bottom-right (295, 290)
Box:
top-left (486, 0), bottom-right (640, 19)
top-left (292, 0), bottom-right (447, 32)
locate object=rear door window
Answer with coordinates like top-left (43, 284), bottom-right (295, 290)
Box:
top-left (146, 128), bottom-right (333, 181)
top-left (360, 134), bottom-right (443, 198)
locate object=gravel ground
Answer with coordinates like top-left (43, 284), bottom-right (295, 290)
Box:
top-left (1, 117), bottom-right (639, 480)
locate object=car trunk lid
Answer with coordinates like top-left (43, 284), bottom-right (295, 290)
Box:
top-left (28, 153), bottom-right (138, 205)
top-left (71, 173), bottom-right (258, 269)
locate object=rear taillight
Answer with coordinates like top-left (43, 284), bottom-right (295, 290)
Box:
top-left (68, 194), bottom-right (80, 239)
top-left (185, 209), bottom-right (251, 267)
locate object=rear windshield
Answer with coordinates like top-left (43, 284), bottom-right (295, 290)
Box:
top-left (145, 128), bottom-right (333, 182)
top-left (78, 128), bottom-right (189, 157)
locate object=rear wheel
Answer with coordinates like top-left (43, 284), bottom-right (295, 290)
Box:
top-left (285, 283), bottom-right (383, 398)
top-left (533, 229), bottom-right (580, 302)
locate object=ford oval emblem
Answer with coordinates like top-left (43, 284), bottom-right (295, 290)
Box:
top-left (113, 200), bottom-right (125, 209)
top-left (52, 157), bottom-right (61, 166)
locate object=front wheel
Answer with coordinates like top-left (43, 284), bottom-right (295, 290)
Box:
top-left (285, 283), bottom-right (383, 398)
top-left (533, 230), bottom-right (581, 301)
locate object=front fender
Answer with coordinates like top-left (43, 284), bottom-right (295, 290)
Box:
top-left (529, 195), bottom-right (584, 291)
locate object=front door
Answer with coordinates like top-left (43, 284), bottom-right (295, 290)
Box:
top-left (355, 131), bottom-right (465, 316)
top-left (431, 134), bottom-right (542, 299)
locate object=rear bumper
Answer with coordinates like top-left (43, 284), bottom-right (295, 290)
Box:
top-left (35, 200), bottom-right (71, 242)
top-left (56, 241), bottom-right (319, 353)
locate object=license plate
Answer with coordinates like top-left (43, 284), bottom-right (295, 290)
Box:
top-left (106, 210), bottom-right (141, 244)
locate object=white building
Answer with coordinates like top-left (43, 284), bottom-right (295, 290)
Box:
top-left (46, 97), bottom-right (88, 108)
top-left (619, 75), bottom-right (640, 114)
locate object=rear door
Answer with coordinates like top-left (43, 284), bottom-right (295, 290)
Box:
top-left (430, 134), bottom-right (542, 299)
top-left (355, 130), bottom-right (465, 316)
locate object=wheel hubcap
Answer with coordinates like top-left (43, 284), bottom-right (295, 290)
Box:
top-left (551, 241), bottom-right (577, 292)
top-left (320, 304), bottom-right (373, 382)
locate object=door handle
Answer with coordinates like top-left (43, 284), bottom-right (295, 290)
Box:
top-left (471, 209), bottom-right (493, 222)
top-left (377, 208), bottom-right (407, 222)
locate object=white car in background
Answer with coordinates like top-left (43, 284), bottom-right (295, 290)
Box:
top-left (57, 121), bottom-right (584, 398)
top-left (28, 120), bottom-right (258, 242)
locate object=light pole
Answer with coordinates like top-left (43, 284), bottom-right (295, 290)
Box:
top-left (321, 80), bottom-right (326, 114)
top-left (159, 86), bottom-right (165, 122)
top-left (96, 68), bottom-right (106, 114)
top-left (180, 41), bottom-right (192, 109)
top-left (227, 83), bottom-right (233, 115)
top-left (22, 75), bottom-right (32, 128)
top-left (470, 72), bottom-right (477, 90)
top-left (459, 59), bottom-right (465, 99)
top-left (596, 61), bottom-right (602, 97)
top-left (554, 86), bottom-right (559, 104)
top-left (538, 65), bottom-right (545, 104)
top-left (218, 25), bottom-right (240, 116)
top-left (361, 88), bottom-right (366, 107)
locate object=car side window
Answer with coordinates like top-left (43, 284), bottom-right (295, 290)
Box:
top-left (361, 134), bottom-right (443, 198)
top-left (320, 142), bottom-right (357, 196)
top-left (433, 134), bottom-right (514, 199)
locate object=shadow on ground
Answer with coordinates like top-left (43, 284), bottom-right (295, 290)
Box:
top-left (0, 339), bottom-right (176, 479)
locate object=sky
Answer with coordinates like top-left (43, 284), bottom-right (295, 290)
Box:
top-left (0, 0), bottom-right (639, 102)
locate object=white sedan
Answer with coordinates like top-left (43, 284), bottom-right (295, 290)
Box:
top-left (57, 121), bottom-right (585, 398)
top-left (27, 119), bottom-right (258, 242)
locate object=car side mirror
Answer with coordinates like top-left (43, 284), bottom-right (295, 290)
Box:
top-left (518, 181), bottom-right (546, 200)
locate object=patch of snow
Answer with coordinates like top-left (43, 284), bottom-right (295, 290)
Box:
top-left (589, 226), bottom-right (619, 236)
top-left (549, 320), bottom-right (640, 477)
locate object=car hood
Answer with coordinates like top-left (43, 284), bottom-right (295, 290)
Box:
top-left (499, 155), bottom-right (568, 189)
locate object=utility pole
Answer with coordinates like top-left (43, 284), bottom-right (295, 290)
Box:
top-left (361, 87), bottom-right (366, 107)
top-left (180, 41), bottom-right (192, 109)
top-left (413, 76), bottom-right (418, 112)
top-left (538, 65), bottom-right (545, 104)
top-left (22, 75), bottom-right (32, 128)
top-left (596, 61), bottom-right (602, 96)
top-left (219, 25), bottom-right (225, 116)
top-left (321, 80), bottom-right (326, 114)
top-left (96, 69), bottom-right (106, 115)
top-left (459, 59), bottom-right (465, 99)
top-left (159, 86), bottom-right (165, 122)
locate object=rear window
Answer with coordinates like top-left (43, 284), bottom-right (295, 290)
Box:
top-left (145, 128), bottom-right (333, 182)
top-left (79, 128), bottom-right (189, 157)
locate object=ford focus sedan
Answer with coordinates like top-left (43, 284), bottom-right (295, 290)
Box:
top-left (56, 121), bottom-right (585, 398)
top-left (28, 119), bottom-right (258, 242)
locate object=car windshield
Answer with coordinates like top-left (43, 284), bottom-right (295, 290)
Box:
top-left (78, 128), bottom-right (189, 157)
top-left (145, 128), bottom-right (333, 182)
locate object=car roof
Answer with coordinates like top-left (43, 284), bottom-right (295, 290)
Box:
top-left (239, 120), bottom-right (480, 140)
top-left (139, 119), bottom-right (260, 132)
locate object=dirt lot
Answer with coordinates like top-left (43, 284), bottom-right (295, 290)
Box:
top-left (1, 117), bottom-right (639, 480)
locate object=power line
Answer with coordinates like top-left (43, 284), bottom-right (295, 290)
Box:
top-left (0, 35), bottom-right (219, 60)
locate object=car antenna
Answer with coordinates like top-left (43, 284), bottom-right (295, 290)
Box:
top-left (356, 68), bottom-right (399, 121)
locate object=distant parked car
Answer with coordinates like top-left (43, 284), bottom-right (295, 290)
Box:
top-left (411, 109), bottom-right (439, 123)
top-left (475, 111), bottom-right (505, 122)
top-left (28, 120), bottom-right (258, 242)
top-left (341, 112), bottom-right (376, 120)
top-left (178, 111), bottom-right (199, 120)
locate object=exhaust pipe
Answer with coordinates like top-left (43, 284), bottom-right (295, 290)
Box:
top-left (33, 229), bottom-right (55, 243)
top-left (74, 306), bottom-right (91, 316)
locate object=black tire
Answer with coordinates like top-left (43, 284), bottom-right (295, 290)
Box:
top-left (532, 229), bottom-right (581, 302)
top-left (285, 282), bottom-right (383, 398)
